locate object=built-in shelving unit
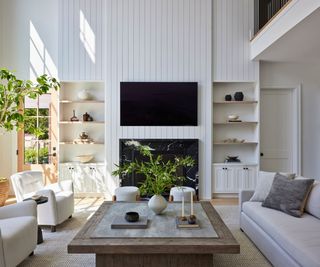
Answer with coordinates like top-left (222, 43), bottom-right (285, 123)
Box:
top-left (212, 82), bottom-right (260, 196)
top-left (58, 81), bottom-right (106, 196)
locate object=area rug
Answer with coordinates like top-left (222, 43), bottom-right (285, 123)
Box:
top-left (19, 199), bottom-right (271, 267)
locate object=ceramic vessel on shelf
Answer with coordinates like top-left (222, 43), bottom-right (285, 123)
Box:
top-left (75, 154), bottom-right (93, 163)
top-left (77, 89), bottom-right (91, 100)
top-left (148, 195), bottom-right (167, 215)
top-left (225, 94), bottom-right (232, 101)
top-left (79, 132), bottom-right (89, 139)
top-left (228, 115), bottom-right (239, 120)
top-left (234, 92), bottom-right (244, 101)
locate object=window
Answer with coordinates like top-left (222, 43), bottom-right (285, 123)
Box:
top-left (24, 94), bottom-right (51, 164)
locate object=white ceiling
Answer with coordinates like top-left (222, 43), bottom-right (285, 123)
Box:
top-left (254, 7), bottom-right (320, 63)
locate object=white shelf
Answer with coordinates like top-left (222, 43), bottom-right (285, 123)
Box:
top-left (59, 121), bottom-right (105, 124)
top-left (60, 100), bottom-right (104, 104)
top-left (59, 142), bottom-right (104, 145)
top-left (213, 101), bottom-right (258, 104)
top-left (213, 162), bottom-right (258, 166)
top-left (213, 142), bottom-right (258, 145)
top-left (213, 121), bottom-right (258, 125)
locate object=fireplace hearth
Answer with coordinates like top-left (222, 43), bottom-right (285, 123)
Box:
top-left (119, 139), bottom-right (199, 197)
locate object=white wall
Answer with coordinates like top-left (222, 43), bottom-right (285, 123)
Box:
top-left (260, 61), bottom-right (320, 180)
top-left (0, 0), bottom-right (59, 186)
top-left (59, 0), bottom-right (213, 199)
top-left (213, 0), bottom-right (258, 82)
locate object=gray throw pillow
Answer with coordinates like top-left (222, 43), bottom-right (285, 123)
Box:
top-left (262, 173), bottom-right (314, 217)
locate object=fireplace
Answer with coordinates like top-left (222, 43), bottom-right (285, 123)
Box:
top-left (119, 139), bottom-right (199, 197)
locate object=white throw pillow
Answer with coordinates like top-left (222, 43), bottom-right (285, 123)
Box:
top-left (305, 181), bottom-right (320, 219)
top-left (250, 171), bottom-right (295, 202)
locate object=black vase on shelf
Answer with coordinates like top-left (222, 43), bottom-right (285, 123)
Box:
top-left (234, 92), bottom-right (244, 101)
top-left (225, 94), bottom-right (232, 101)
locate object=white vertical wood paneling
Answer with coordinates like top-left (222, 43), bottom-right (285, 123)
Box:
top-left (213, 0), bottom-right (258, 81)
top-left (59, 0), bottom-right (212, 199)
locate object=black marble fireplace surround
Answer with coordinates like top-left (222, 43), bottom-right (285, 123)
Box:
top-left (119, 139), bottom-right (199, 198)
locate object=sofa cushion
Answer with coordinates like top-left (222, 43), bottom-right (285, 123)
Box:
top-left (250, 171), bottom-right (295, 202)
top-left (305, 181), bottom-right (320, 219)
top-left (0, 216), bottom-right (37, 267)
top-left (243, 202), bottom-right (320, 267)
top-left (262, 175), bottom-right (314, 217)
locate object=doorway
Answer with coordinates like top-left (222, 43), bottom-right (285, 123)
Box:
top-left (17, 90), bottom-right (59, 184)
top-left (260, 86), bottom-right (301, 174)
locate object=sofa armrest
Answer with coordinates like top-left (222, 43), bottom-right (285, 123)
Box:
top-left (239, 190), bottom-right (254, 211)
top-left (0, 228), bottom-right (4, 267)
top-left (0, 200), bottom-right (37, 219)
top-left (60, 180), bottom-right (74, 192)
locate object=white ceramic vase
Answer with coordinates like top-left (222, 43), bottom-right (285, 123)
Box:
top-left (77, 89), bottom-right (91, 100)
top-left (148, 194), bottom-right (167, 215)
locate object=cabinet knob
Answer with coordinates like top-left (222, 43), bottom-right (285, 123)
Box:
top-left (260, 152), bottom-right (264, 157)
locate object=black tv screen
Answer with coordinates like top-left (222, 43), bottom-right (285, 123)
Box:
top-left (120, 82), bottom-right (198, 126)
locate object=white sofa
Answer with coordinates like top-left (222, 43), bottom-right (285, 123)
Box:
top-left (240, 184), bottom-right (320, 267)
top-left (0, 201), bottom-right (37, 267)
top-left (11, 171), bottom-right (74, 232)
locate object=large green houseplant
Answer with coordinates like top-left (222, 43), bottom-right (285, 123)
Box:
top-left (112, 141), bottom-right (195, 214)
top-left (0, 68), bottom-right (60, 132)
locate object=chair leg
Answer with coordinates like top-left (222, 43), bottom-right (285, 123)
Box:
top-left (169, 195), bottom-right (173, 202)
top-left (69, 215), bottom-right (72, 219)
top-left (112, 195), bottom-right (116, 202)
top-left (51, 226), bottom-right (56, 232)
top-left (29, 251), bottom-right (34, 257)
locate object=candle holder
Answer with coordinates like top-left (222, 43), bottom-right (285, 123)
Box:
top-left (180, 216), bottom-right (187, 221)
top-left (188, 215), bottom-right (197, 225)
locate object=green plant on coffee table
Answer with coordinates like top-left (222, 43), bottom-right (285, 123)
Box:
top-left (112, 141), bottom-right (195, 196)
top-left (0, 68), bottom-right (60, 132)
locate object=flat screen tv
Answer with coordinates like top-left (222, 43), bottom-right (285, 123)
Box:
top-left (120, 82), bottom-right (198, 126)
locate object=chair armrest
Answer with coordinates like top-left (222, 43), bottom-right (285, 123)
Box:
top-left (60, 180), bottom-right (74, 192)
top-left (36, 189), bottom-right (57, 204)
top-left (239, 190), bottom-right (254, 211)
top-left (0, 200), bottom-right (37, 219)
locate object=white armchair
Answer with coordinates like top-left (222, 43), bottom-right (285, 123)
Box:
top-left (11, 171), bottom-right (74, 232)
top-left (0, 200), bottom-right (37, 267)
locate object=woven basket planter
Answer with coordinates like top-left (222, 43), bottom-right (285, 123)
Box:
top-left (0, 179), bottom-right (9, 206)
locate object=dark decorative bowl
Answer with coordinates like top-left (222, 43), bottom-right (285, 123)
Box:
top-left (125, 212), bottom-right (139, 222)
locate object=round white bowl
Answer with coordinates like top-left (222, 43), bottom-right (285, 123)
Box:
top-left (75, 154), bottom-right (94, 163)
top-left (228, 114), bottom-right (239, 120)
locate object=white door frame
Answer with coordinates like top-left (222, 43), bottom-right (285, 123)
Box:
top-left (260, 85), bottom-right (301, 175)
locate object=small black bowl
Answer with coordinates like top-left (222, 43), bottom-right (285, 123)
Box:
top-left (125, 212), bottom-right (139, 222)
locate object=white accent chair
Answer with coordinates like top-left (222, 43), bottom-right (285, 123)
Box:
top-left (0, 200), bottom-right (37, 267)
top-left (169, 186), bottom-right (196, 201)
top-left (113, 186), bottom-right (140, 201)
top-left (11, 171), bottom-right (74, 232)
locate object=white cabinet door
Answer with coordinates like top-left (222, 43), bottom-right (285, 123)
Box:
top-left (238, 166), bottom-right (257, 190)
top-left (90, 165), bottom-right (105, 193)
top-left (214, 166), bottom-right (235, 193)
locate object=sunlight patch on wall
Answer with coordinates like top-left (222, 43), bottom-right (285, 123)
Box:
top-left (80, 10), bottom-right (96, 64)
top-left (29, 21), bottom-right (58, 81)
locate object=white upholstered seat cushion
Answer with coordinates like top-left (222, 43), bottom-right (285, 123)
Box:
top-left (0, 216), bottom-right (37, 267)
top-left (170, 186), bottom-right (195, 201)
top-left (114, 186), bottom-right (140, 201)
top-left (243, 201), bottom-right (320, 267)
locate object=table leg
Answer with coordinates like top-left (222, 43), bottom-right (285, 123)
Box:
top-left (96, 254), bottom-right (213, 267)
top-left (37, 226), bottom-right (43, 244)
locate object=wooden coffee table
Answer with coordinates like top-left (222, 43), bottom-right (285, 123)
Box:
top-left (68, 201), bottom-right (239, 267)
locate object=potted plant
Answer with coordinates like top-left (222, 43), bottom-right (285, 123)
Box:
top-left (112, 141), bottom-right (195, 214)
top-left (0, 68), bottom-right (60, 132)
top-left (0, 177), bottom-right (9, 206)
